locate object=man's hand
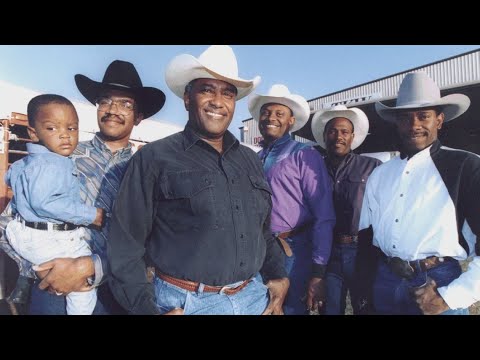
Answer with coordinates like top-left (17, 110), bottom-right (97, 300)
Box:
top-left (92, 208), bottom-right (104, 228)
top-left (412, 278), bottom-right (449, 315)
top-left (33, 256), bottom-right (94, 295)
top-left (163, 308), bottom-right (184, 315)
top-left (262, 277), bottom-right (290, 315)
top-left (306, 277), bottom-right (325, 313)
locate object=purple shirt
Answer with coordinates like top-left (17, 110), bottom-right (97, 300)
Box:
top-left (259, 135), bottom-right (335, 266)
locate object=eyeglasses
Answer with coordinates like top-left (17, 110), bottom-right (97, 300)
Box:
top-left (96, 97), bottom-right (135, 114)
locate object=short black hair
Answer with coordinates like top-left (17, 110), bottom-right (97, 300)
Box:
top-left (27, 94), bottom-right (75, 127)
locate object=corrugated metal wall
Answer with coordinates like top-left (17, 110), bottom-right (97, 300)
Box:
top-left (241, 49), bottom-right (480, 145)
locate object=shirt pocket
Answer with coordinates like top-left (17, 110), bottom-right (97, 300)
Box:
top-left (341, 174), bottom-right (368, 211)
top-left (248, 175), bottom-right (272, 224)
top-left (162, 172), bottom-right (218, 230)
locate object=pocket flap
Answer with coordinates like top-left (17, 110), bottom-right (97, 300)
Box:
top-left (164, 173), bottom-right (214, 199)
top-left (248, 175), bottom-right (272, 194)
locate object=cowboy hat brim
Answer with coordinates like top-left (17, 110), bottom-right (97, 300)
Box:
top-left (311, 108), bottom-right (369, 150)
top-left (165, 54), bottom-right (260, 100)
top-left (75, 74), bottom-right (166, 119)
top-left (248, 94), bottom-right (311, 133)
top-left (375, 93), bottom-right (471, 123)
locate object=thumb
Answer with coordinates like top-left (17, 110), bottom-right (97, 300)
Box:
top-left (262, 303), bottom-right (274, 315)
top-left (163, 308), bottom-right (184, 315)
top-left (32, 260), bottom-right (56, 272)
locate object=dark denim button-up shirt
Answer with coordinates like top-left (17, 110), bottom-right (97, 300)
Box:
top-left (325, 152), bottom-right (381, 237)
top-left (108, 125), bottom-right (287, 315)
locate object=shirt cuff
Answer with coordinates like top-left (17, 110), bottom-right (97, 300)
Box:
top-left (90, 254), bottom-right (104, 287)
top-left (312, 263), bottom-right (327, 278)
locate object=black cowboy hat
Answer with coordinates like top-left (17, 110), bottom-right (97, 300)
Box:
top-left (75, 60), bottom-right (166, 119)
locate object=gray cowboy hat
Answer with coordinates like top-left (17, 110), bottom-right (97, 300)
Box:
top-left (375, 71), bottom-right (470, 123)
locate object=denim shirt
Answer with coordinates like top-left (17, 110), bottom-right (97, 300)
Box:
top-left (6, 143), bottom-right (97, 225)
top-left (0, 135), bottom-right (133, 284)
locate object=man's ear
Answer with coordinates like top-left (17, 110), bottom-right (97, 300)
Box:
top-left (183, 92), bottom-right (190, 111)
top-left (437, 112), bottom-right (445, 130)
top-left (289, 116), bottom-right (296, 127)
top-left (27, 126), bottom-right (39, 142)
top-left (134, 113), bottom-right (144, 126)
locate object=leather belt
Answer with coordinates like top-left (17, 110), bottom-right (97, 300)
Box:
top-left (335, 234), bottom-right (358, 244)
top-left (156, 271), bottom-right (251, 296)
top-left (410, 256), bottom-right (455, 272)
top-left (276, 222), bottom-right (311, 257)
top-left (24, 221), bottom-right (79, 231)
top-left (382, 253), bottom-right (455, 279)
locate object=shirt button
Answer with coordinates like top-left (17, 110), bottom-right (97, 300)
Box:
top-left (406, 171), bottom-right (410, 174)
top-left (235, 205), bottom-right (240, 210)
top-left (393, 245), bottom-right (396, 249)
top-left (395, 219), bottom-right (399, 222)
top-left (231, 179), bottom-right (235, 184)
top-left (240, 262), bottom-right (245, 267)
top-left (400, 194), bottom-right (403, 197)
top-left (240, 234), bottom-right (244, 238)
top-left (337, 180), bottom-right (340, 183)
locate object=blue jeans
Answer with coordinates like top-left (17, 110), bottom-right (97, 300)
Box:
top-left (154, 273), bottom-right (269, 315)
top-left (325, 242), bottom-right (377, 315)
top-left (283, 234), bottom-right (311, 315)
top-left (325, 243), bottom-right (358, 315)
top-left (29, 281), bottom-right (126, 315)
top-left (374, 258), bottom-right (468, 315)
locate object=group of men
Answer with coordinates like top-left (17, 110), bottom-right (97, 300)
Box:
top-left (1, 45), bottom-right (479, 315)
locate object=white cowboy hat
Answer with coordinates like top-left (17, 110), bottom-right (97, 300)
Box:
top-left (165, 45), bottom-right (260, 100)
top-left (311, 105), bottom-right (369, 150)
top-left (248, 84), bottom-right (311, 133)
top-left (375, 71), bottom-right (470, 123)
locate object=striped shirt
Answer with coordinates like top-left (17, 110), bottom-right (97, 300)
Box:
top-left (72, 134), bottom-right (133, 285)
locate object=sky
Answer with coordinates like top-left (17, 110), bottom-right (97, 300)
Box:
top-left (1, 45), bottom-right (479, 139)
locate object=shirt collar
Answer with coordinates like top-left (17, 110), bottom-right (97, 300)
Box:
top-left (26, 143), bottom-right (51, 154)
top-left (183, 124), bottom-right (239, 152)
top-left (324, 151), bottom-right (354, 172)
top-left (400, 140), bottom-right (440, 161)
top-left (260, 133), bottom-right (291, 150)
top-left (92, 133), bottom-right (133, 157)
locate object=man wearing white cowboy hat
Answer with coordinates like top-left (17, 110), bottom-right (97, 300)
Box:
top-left (249, 84), bottom-right (335, 315)
top-left (108, 45), bottom-right (290, 315)
top-left (311, 105), bottom-right (381, 315)
top-left (0, 59), bottom-right (166, 315)
top-left (359, 71), bottom-right (480, 315)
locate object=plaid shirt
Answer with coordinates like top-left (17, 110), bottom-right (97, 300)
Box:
top-left (0, 134), bottom-right (132, 285)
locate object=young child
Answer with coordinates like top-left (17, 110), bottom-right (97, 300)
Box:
top-left (5, 94), bottom-right (103, 315)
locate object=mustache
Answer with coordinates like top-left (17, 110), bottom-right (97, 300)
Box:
top-left (101, 115), bottom-right (124, 124)
top-left (404, 130), bottom-right (428, 137)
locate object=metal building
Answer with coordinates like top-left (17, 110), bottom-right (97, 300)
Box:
top-left (239, 48), bottom-right (480, 154)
